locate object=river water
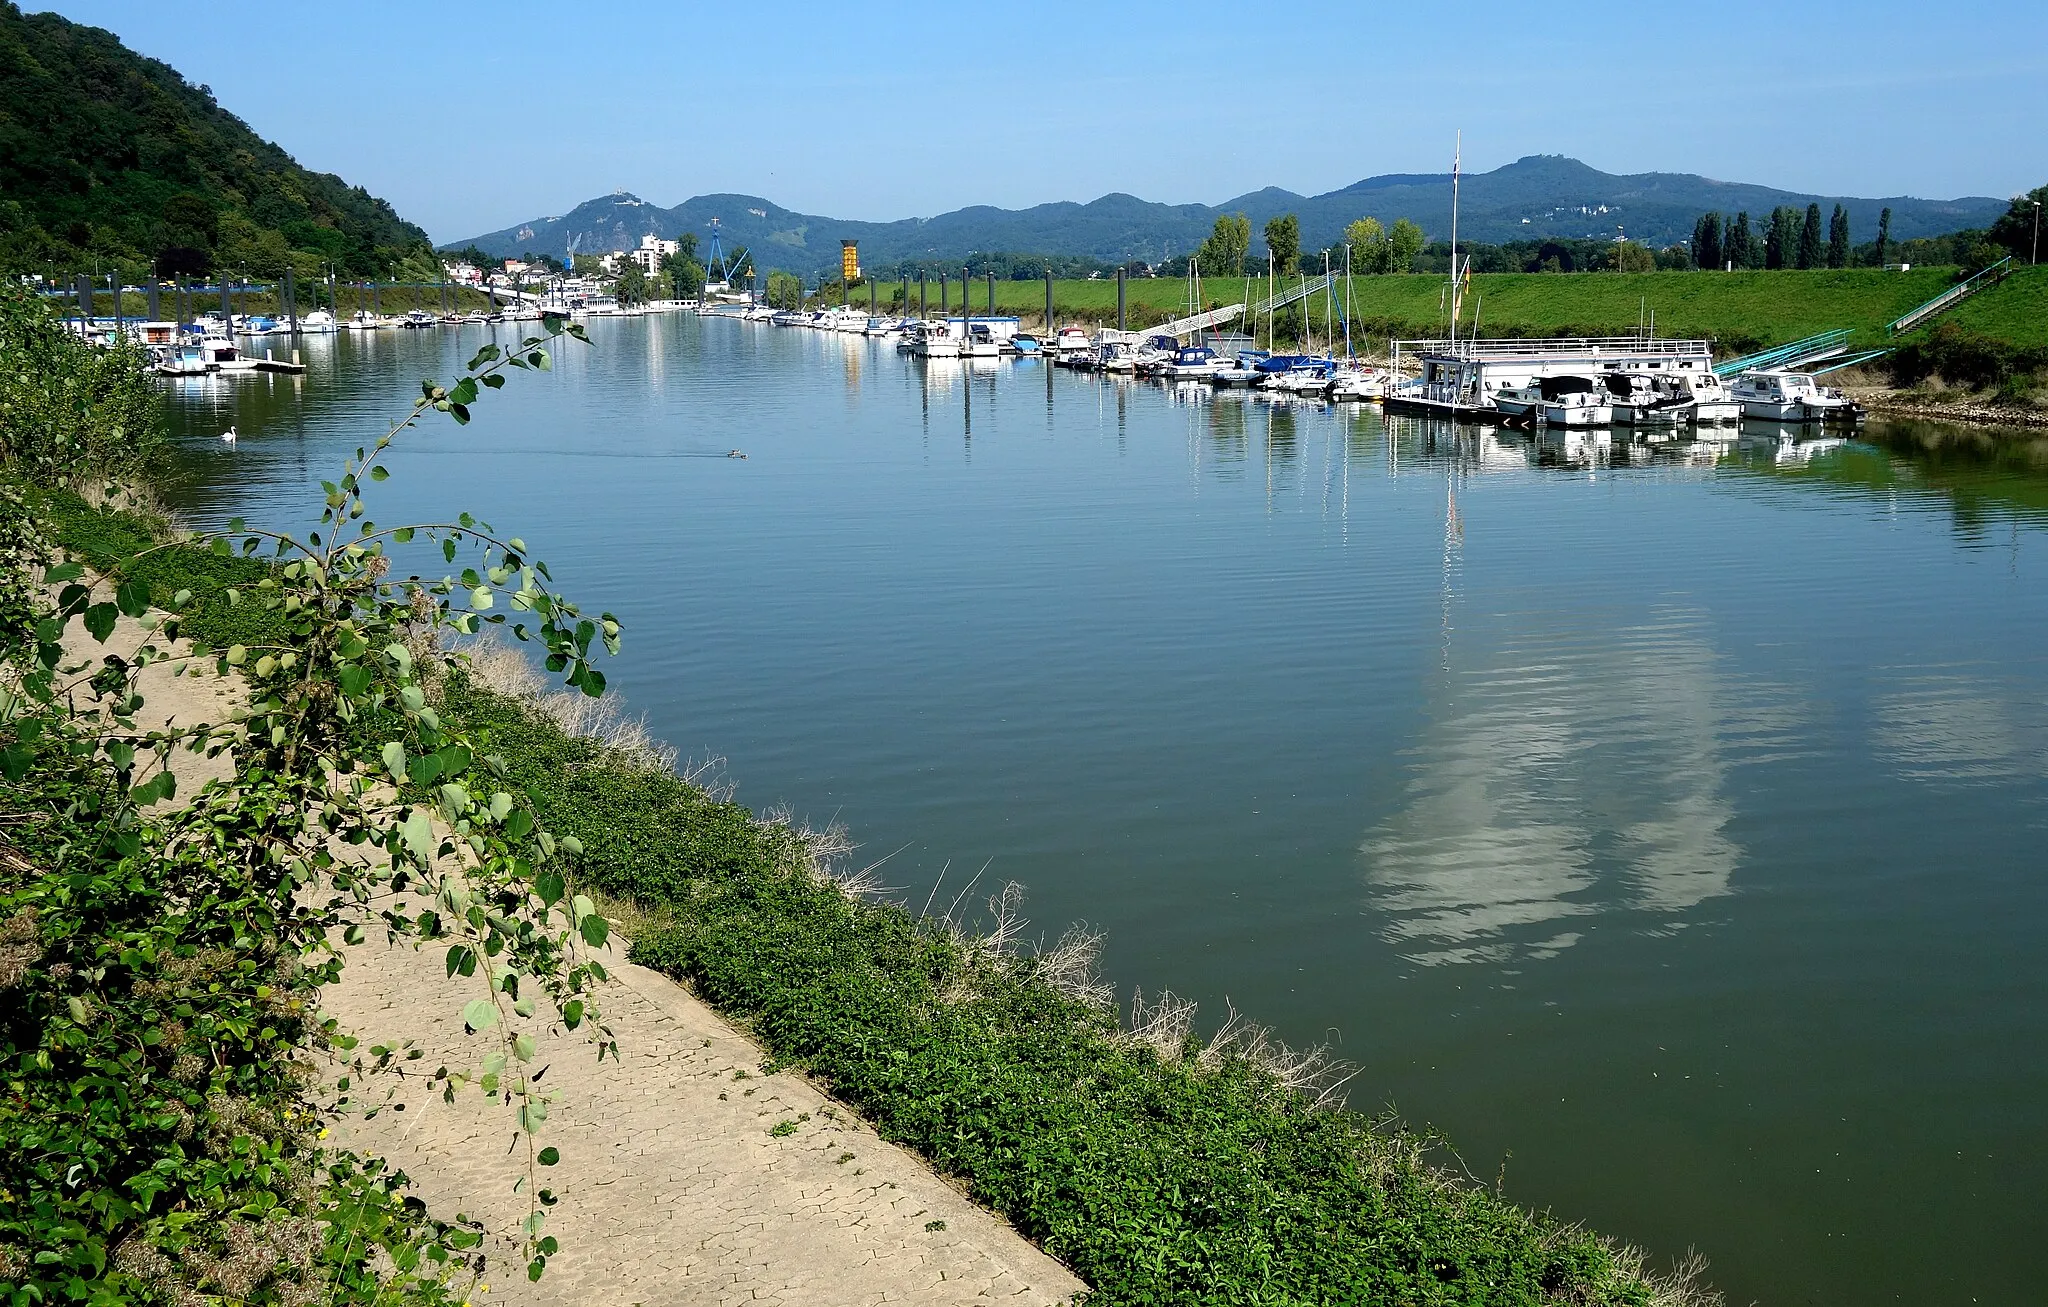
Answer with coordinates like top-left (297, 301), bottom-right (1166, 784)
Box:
top-left (159, 316), bottom-right (2047, 1306)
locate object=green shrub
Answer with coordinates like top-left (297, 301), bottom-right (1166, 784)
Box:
top-left (0, 281), bottom-right (164, 480)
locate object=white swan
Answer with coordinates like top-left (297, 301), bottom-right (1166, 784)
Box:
top-left (220, 425), bottom-right (237, 444)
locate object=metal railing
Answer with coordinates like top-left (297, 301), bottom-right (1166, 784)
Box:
top-left (1887, 257), bottom-right (2013, 336)
top-left (1394, 334), bottom-right (1712, 359)
top-left (1713, 329), bottom-right (1853, 377)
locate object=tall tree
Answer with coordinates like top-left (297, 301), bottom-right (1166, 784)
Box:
top-left (1729, 212), bottom-right (1754, 269)
top-left (1826, 204), bottom-right (1850, 269)
top-left (1344, 216), bottom-right (1387, 273)
top-left (1264, 213), bottom-right (1301, 275)
top-left (1386, 218), bottom-right (1425, 274)
top-left (1796, 203), bottom-right (1824, 270)
top-left (1197, 213), bottom-right (1252, 278)
top-left (1764, 208), bottom-right (1789, 269)
top-left (1873, 207), bottom-right (1892, 267)
top-left (1692, 212), bottom-right (1722, 270)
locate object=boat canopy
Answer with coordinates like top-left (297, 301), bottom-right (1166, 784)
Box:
top-left (1536, 375), bottom-right (1597, 399)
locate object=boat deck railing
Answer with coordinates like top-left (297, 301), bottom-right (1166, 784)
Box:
top-left (1393, 335), bottom-right (1713, 360)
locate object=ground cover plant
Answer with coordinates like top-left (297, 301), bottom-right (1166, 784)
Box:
top-left (438, 669), bottom-right (1716, 1306)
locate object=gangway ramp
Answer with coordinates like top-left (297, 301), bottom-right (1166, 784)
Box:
top-left (1251, 272), bottom-right (1335, 319)
top-left (1888, 257), bottom-right (2013, 336)
top-left (1714, 330), bottom-right (1854, 376)
top-left (1100, 302), bottom-right (1245, 345)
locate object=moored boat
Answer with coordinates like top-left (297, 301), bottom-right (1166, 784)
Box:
top-left (1727, 370), bottom-right (1863, 423)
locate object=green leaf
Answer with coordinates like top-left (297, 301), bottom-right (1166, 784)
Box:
top-left (580, 915), bottom-right (609, 949)
top-left (513, 1033), bottom-right (536, 1062)
top-left (1, 745), bottom-right (31, 782)
top-left (115, 580), bottom-right (149, 618)
top-left (537, 1146), bottom-right (559, 1166)
top-left (403, 808), bottom-right (435, 861)
top-left (461, 999), bottom-right (498, 1033)
top-left (400, 685), bottom-right (426, 712)
top-left (444, 538), bottom-right (458, 563)
top-left (393, 526), bottom-right (415, 543)
top-left (83, 602), bottom-right (118, 643)
top-left (43, 561), bottom-right (83, 583)
top-left (381, 741), bottom-right (407, 779)
top-left (225, 644), bottom-right (248, 666)
top-left (471, 586), bottom-right (493, 611)
top-left (370, 465), bottom-right (390, 481)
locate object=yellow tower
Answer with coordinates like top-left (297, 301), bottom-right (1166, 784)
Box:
top-left (841, 241), bottom-right (860, 284)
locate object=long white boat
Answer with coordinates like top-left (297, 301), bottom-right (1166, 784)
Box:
top-left (298, 309), bottom-right (340, 334)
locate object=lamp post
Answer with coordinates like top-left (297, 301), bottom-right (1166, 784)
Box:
top-left (2032, 201), bottom-right (2041, 266)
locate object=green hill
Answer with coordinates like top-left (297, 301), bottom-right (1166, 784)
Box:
top-left (0, 2), bottom-right (431, 281)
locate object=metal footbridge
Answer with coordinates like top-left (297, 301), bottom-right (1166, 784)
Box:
top-left (1887, 257), bottom-right (2013, 336)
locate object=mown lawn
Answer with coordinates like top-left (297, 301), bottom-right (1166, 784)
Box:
top-left (878, 267), bottom-right (2003, 355)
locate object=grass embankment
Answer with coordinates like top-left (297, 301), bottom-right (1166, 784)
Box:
top-left (434, 669), bottom-right (1705, 1305)
top-left (888, 267), bottom-right (2007, 356)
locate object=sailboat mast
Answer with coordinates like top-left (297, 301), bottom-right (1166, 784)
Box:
top-left (1448, 131), bottom-right (1462, 344)
top-left (1344, 241), bottom-right (1354, 361)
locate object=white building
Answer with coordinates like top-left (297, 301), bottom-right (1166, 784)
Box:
top-left (630, 234), bottom-right (679, 274)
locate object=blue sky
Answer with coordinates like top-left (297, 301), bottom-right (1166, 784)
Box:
top-left (40, 0), bottom-right (2048, 243)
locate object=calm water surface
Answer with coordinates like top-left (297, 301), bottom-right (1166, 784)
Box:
top-left (161, 318), bottom-right (2048, 1306)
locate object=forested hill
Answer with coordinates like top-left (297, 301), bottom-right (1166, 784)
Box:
top-left (0, 2), bottom-right (431, 279)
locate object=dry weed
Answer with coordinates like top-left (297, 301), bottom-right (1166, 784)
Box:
top-left (459, 638), bottom-right (679, 775)
top-left (1030, 924), bottom-right (1113, 1010)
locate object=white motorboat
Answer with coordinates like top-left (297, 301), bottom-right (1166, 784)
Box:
top-left (1728, 370), bottom-right (1864, 423)
top-left (1051, 325), bottom-right (1091, 358)
top-left (1095, 340), bottom-right (1139, 373)
top-left (1537, 376), bottom-right (1612, 427)
top-left (348, 310), bottom-right (388, 330)
top-left (962, 323), bottom-right (1003, 357)
top-left (1161, 344), bottom-right (1227, 382)
top-left (298, 309), bottom-right (339, 334)
top-left (401, 309), bottom-right (437, 329)
top-left (864, 316), bottom-right (903, 338)
top-left (157, 343), bottom-right (210, 376)
top-left (1263, 361), bottom-right (1335, 396)
top-left (907, 321), bottom-right (961, 359)
top-left (1328, 365), bottom-right (1389, 401)
top-left (1603, 372), bottom-right (1692, 427)
top-left (1680, 369), bottom-right (1742, 425)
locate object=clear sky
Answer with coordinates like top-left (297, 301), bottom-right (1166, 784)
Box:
top-left (37, 0), bottom-right (2048, 243)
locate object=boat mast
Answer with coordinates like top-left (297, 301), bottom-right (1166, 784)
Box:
top-left (1448, 131), bottom-right (1462, 349)
top-left (1344, 241), bottom-right (1354, 362)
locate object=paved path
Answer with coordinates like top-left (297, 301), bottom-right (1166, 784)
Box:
top-left (321, 935), bottom-right (1086, 1307)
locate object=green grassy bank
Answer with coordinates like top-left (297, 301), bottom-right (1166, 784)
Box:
top-left (869, 265), bottom-right (2048, 356)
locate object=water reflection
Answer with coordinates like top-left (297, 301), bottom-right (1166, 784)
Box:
top-left (1360, 607), bottom-right (1802, 966)
top-left (1872, 668), bottom-right (2048, 786)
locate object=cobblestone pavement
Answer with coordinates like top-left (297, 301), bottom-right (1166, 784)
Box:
top-left (320, 935), bottom-right (1088, 1307)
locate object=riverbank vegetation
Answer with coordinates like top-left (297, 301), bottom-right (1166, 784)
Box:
top-left (3, 279), bottom-right (1722, 1304)
top-left (2, 281), bottom-right (616, 1301)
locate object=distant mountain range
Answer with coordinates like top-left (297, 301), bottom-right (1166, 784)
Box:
top-left (449, 156), bottom-right (2006, 274)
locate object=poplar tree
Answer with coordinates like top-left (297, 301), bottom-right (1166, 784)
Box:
top-left (1764, 208), bottom-right (1788, 269)
top-left (1796, 203), bottom-right (1823, 269)
top-left (1874, 207), bottom-right (1892, 267)
top-left (1693, 213), bottom-right (1722, 270)
top-left (1729, 212), bottom-right (1754, 268)
top-left (1826, 205), bottom-right (1850, 269)
top-left (1264, 214), bottom-right (1301, 275)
